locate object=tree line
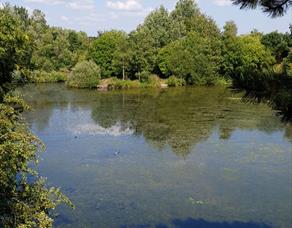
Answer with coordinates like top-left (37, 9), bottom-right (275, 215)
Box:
top-left (1, 0), bottom-right (291, 116)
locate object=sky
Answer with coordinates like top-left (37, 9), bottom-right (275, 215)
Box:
top-left (1, 0), bottom-right (291, 36)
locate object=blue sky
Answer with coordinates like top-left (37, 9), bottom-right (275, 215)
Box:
top-left (2, 0), bottom-right (291, 36)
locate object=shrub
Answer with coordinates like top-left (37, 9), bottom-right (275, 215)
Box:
top-left (66, 60), bottom-right (100, 88)
top-left (135, 71), bottom-right (150, 82)
top-left (272, 89), bottom-right (292, 118)
top-left (30, 70), bottom-right (68, 83)
top-left (108, 78), bottom-right (141, 90)
top-left (143, 74), bottom-right (161, 88)
top-left (167, 76), bottom-right (186, 87)
top-left (213, 77), bottom-right (232, 87)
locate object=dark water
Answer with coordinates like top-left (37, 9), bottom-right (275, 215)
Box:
top-left (18, 84), bottom-right (292, 228)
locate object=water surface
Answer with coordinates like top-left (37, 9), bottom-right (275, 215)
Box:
top-left (19, 84), bottom-right (292, 228)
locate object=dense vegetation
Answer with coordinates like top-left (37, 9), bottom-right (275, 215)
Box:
top-left (3, 0), bottom-right (292, 100)
top-left (0, 4), bottom-right (73, 227)
top-left (1, 1), bottom-right (291, 117)
top-left (0, 0), bottom-right (291, 225)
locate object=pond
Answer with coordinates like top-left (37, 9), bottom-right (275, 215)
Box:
top-left (18, 83), bottom-right (292, 228)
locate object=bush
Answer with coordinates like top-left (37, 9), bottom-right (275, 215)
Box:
top-left (143, 74), bottom-right (161, 88)
top-left (273, 89), bottom-right (292, 118)
top-left (213, 77), bottom-right (232, 87)
top-left (108, 78), bottom-right (141, 90)
top-left (30, 70), bottom-right (68, 83)
top-left (135, 71), bottom-right (150, 82)
top-left (167, 76), bottom-right (186, 87)
top-left (66, 60), bottom-right (100, 88)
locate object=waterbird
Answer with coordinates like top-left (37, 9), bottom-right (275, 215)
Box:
top-left (114, 151), bottom-right (120, 156)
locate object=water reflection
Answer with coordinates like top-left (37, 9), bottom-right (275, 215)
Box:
top-left (17, 84), bottom-right (292, 228)
top-left (19, 83), bottom-right (291, 157)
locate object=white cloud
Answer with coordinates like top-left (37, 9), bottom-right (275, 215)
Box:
top-left (70, 122), bottom-right (134, 137)
top-left (25, 0), bottom-right (95, 11)
top-left (60, 15), bottom-right (69, 21)
top-left (107, 0), bottom-right (143, 11)
top-left (212, 0), bottom-right (232, 6)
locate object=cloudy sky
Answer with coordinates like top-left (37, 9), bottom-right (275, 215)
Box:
top-left (2, 0), bottom-right (291, 36)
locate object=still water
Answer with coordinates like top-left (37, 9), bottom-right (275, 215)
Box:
top-left (19, 84), bottom-right (292, 228)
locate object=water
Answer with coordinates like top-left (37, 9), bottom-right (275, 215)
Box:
top-left (18, 83), bottom-right (292, 228)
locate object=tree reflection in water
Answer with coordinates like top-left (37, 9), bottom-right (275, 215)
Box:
top-left (18, 83), bottom-right (291, 157)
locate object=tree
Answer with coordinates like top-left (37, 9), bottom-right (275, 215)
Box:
top-left (89, 30), bottom-right (127, 78)
top-left (0, 4), bottom-right (31, 99)
top-left (220, 21), bottom-right (239, 78)
top-left (261, 31), bottom-right (290, 62)
top-left (223, 34), bottom-right (275, 91)
top-left (223, 20), bottom-right (238, 38)
top-left (0, 6), bottom-right (72, 227)
top-left (158, 32), bottom-right (221, 85)
top-left (170, 0), bottom-right (200, 35)
top-left (112, 36), bottom-right (132, 80)
top-left (0, 96), bottom-right (73, 227)
top-left (170, 0), bottom-right (221, 39)
top-left (129, 6), bottom-right (174, 75)
top-left (232, 0), bottom-right (292, 17)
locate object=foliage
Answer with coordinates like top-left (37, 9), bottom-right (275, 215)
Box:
top-left (107, 75), bottom-right (164, 90)
top-left (135, 71), bottom-right (151, 82)
top-left (31, 27), bottom-right (89, 72)
top-left (0, 95), bottom-right (73, 227)
top-left (167, 76), bottom-right (186, 87)
top-left (231, 0), bottom-right (292, 17)
top-left (29, 70), bottom-right (68, 83)
top-left (261, 31), bottom-right (291, 62)
top-left (66, 60), bottom-right (101, 88)
top-left (222, 34), bottom-right (275, 91)
top-left (158, 32), bottom-right (221, 85)
top-left (143, 75), bottom-right (163, 88)
top-left (0, 5), bottom-right (31, 99)
top-left (273, 88), bottom-right (292, 117)
top-left (89, 30), bottom-right (127, 78)
top-left (108, 78), bottom-right (142, 90)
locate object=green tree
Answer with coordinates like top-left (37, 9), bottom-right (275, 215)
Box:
top-left (224, 35), bottom-right (275, 91)
top-left (0, 6), bottom-right (72, 227)
top-left (158, 32), bottom-right (221, 85)
top-left (220, 21), bottom-right (239, 78)
top-left (129, 6), bottom-right (174, 75)
top-left (89, 30), bottom-right (127, 78)
top-left (170, 0), bottom-right (200, 35)
top-left (112, 36), bottom-right (132, 80)
top-left (261, 31), bottom-right (290, 62)
top-left (0, 5), bottom-right (31, 99)
top-left (223, 20), bottom-right (238, 38)
top-left (0, 96), bottom-right (72, 227)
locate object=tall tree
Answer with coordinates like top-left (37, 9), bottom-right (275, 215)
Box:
top-left (158, 31), bottom-right (221, 85)
top-left (89, 30), bottom-right (127, 78)
top-left (0, 5), bottom-right (31, 99)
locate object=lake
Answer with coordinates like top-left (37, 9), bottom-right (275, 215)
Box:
top-left (18, 83), bottom-right (292, 228)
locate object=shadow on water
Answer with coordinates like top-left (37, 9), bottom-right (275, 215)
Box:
top-left (121, 218), bottom-right (271, 228)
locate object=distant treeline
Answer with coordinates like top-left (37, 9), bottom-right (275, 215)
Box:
top-left (0, 0), bottom-right (291, 113)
